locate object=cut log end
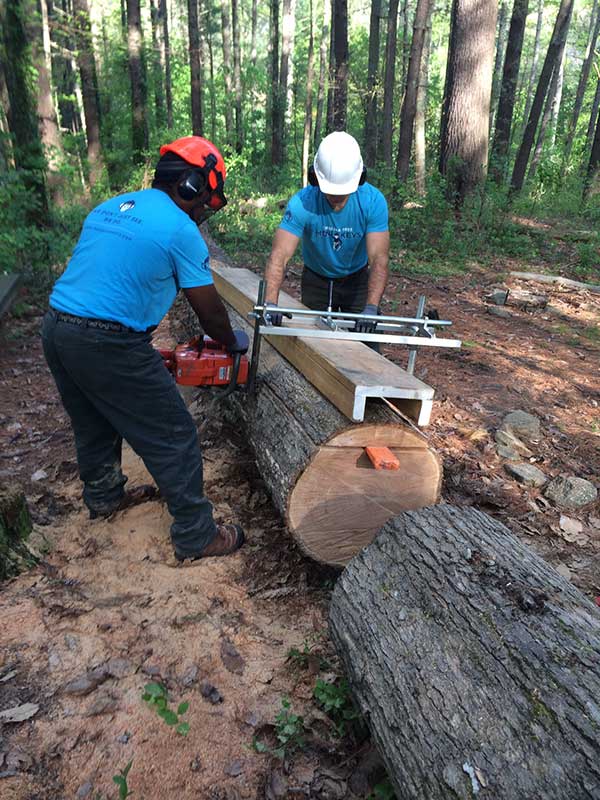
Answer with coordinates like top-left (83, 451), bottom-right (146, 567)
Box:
top-left (288, 424), bottom-right (441, 567)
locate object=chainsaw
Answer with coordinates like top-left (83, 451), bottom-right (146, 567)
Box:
top-left (157, 336), bottom-right (249, 399)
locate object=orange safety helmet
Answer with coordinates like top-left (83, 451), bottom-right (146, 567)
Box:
top-left (159, 136), bottom-right (227, 210)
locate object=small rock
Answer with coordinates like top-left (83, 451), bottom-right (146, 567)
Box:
top-left (545, 476), bottom-right (598, 509)
top-left (7, 422), bottom-right (22, 432)
top-left (555, 564), bottom-right (572, 580)
top-left (505, 289), bottom-right (548, 309)
top-left (496, 445), bottom-right (521, 461)
top-left (224, 759), bottom-right (244, 777)
top-left (31, 469), bottom-right (48, 482)
top-left (244, 711), bottom-right (260, 728)
top-left (190, 755), bottom-right (202, 772)
top-left (199, 681), bottom-right (223, 704)
top-left (0, 703), bottom-right (39, 723)
top-left (220, 639), bottom-right (245, 675)
top-left (116, 732), bottom-right (131, 744)
top-left (48, 651), bottom-right (62, 671)
top-left (500, 410), bottom-right (541, 442)
top-left (63, 667), bottom-right (108, 696)
top-left (180, 664), bottom-right (199, 688)
top-left (484, 289), bottom-right (509, 305)
top-left (559, 515), bottom-right (583, 535)
top-left (487, 306), bottom-right (512, 318)
top-left (142, 664), bottom-right (161, 677)
top-left (504, 462), bottom-right (547, 488)
top-left (495, 428), bottom-right (533, 455)
top-left (64, 634), bottom-right (79, 651)
top-left (105, 658), bottom-right (133, 679)
top-left (76, 781), bottom-right (93, 798)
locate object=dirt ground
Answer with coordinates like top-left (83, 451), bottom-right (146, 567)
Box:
top-left (0, 253), bottom-right (599, 799)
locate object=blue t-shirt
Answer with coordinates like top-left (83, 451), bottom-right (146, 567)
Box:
top-left (278, 183), bottom-right (388, 278)
top-left (50, 189), bottom-right (213, 331)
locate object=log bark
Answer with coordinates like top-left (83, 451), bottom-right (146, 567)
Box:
top-left (173, 240), bottom-right (442, 567)
top-left (330, 504), bottom-right (600, 799)
top-left (0, 484), bottom-right (35, 581)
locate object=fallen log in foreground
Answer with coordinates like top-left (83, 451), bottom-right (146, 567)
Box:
top-left (329, 504), bottom-right (600, 799)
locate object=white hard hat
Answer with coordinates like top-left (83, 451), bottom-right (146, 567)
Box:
top-left (313, 132), bottom-right (364, 194)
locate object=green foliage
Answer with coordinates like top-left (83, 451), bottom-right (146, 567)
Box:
top-left (286, 637), bottom-right (330, 671)
top-left (368, 778), bottom-right (397, 800)
top-left (112, 760), bottom-right (134, 799)
top-left (253, 697), bottom-right (306, 760)
top-left (313, 677), bottom-right (360, 738)
top-left (142, 683), bottom-right (190, 736)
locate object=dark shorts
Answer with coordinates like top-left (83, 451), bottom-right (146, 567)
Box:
top-left (300, 264), bottom-right (369, 313)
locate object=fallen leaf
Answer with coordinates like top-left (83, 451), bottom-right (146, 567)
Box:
top-left (0, 703), bottom-right (39, 723)
top-left (220, 638), bottom-right (245, 675)
top-left (559, 515), bottom-right (583, 535)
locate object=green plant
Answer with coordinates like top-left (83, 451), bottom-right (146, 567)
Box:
top-left (112, 760), bottom-right (134, 799)
top-left (253, 697), bottom-right (305, 759)
top-left (368, 778), bottom-right (397, 799)
top-left (313, 677), bottom-right (360, 737)
top-left (286, 636), bottom-right (330, 671)
top-left (142, 682), bottom-right (190, 736)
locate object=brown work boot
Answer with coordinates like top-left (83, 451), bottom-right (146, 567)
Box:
top-left (176, 524), bottom-right (245, 562)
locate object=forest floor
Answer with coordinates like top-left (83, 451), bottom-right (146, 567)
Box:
top-left (0, 217), bottom-right (599, 800)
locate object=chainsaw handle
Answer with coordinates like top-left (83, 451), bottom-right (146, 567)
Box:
top-left (218, 352), bottom-right (241, 400)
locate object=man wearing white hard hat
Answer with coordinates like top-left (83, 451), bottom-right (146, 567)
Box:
top-left (264, 131), bottom-right (390, 336)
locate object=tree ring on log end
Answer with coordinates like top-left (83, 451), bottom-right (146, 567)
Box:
top-left (287, 424), bottom-right (442, 567)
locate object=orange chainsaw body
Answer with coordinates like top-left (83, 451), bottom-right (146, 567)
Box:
top-left (157, 337), bottom-right (248, 387)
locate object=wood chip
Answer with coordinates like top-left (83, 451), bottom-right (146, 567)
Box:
top-left (0, 703), bottom-right (39, 723)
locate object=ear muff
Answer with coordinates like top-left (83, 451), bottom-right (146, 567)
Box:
top-left (359, 167), bottom-right (367, 186)
top-left (177, 168), bottom-right (208, 201)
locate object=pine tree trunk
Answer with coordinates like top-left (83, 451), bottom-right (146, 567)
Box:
top-left (150, 0), bottom-right (166, 128)
top-left (231, 0), bottom-right (243, 151)
top-left (490, 0), bottom-right (529, 183)
top-left (326, 0), bottom-right (335, 134)
top-left (73, 0), bottom-right (104, 186)
top-left (414, 5), bottom-right (432, 196)
top-left (396, 0), bottom-right (431, 182)
top-left (399, 0), bottom-right (409, 93)
top-left (330, 505), bottom-right (600, 800)
top-left (207, 14), bottom-right (217, 141)
top-left (220, 0), bottom-right (235, 144)
top-left (251, 0), bottom-right (258, 67)
top-left (188, 0), bottom-right (203, 135)
top-left (550, 48), bottom-right (566, 146)
top-left (269, 0), bottom-right (281, 163)
top-left (439, 0), bottom-right (498, 206)
top-left (159, 0), bottom-right (174, 130)
top-left (364, 0), bottom-right (381, 168)
top-left (302, 0), bottom-right (315, 185)
top-left (127, 0), bottom-right (148, 164)
top-left (510, 0), bottom-right (574, 194)
top-left (381, 0), bottom-right (400, 166)
top-left (333, 0), bottom-right (349, 131)
top-left (584, 85), bottom-right (600, 196)
top-left (489, 0), bottom-right (508, 130)
top-left (563, 0), bottom-right (600, 169)
top-left (585, 77), bottom-right (600, 163)
top-left (528, 61), bottom-right (561, 182)
top-left (313, 0), bottom-right (329, 149)
top-left (1, 0), bottom-right (49, 224)
top-left (280, 0), bottom-right (296, 144)
top-left (31, 0), bottom-right (63, 202)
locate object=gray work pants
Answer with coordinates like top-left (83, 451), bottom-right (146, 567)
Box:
top-left (41, 310), bottom-right (217, 557)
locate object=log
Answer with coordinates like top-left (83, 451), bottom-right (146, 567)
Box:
top-left (171, 241), bottom-right (443, 567)
top-left (0, 483), bottom-right (36, 581)
top-left (329, 504), bottom-right (600, 799)
top-left (510, 271), bottom-right (600, 294)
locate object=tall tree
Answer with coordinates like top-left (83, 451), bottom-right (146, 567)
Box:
top-left (150, 0), bottom-right (166, 128)
top-left (159, 0), bottom-right (173, 129)
top-left (489, 0), bottom-right (509, 128)
top-left (231, 0), bottom-right (243, 151)
top-left (302, 0), bottom-right (316, 183)
top-left (73, 0), bottom-right (104, 186)
top-left (313, 0), bottom-right (330, 148)
top-left (381, 0), bottom-right (400, 166)
top-left (585, 73), bottom-right (600, 160)
top-left (521, 0), bottom-right (543, 136)
top-left (250, 0), bottom-right (258, 68)
top-left (490, 0), bottom-right (529, 183)
top-left (326, 0), bottom-right (335, 132)
top-left (220, 0), bottom-right (235, 143)
top-left (332, 0), bottom-right (348, 129)
top-left (188, 0), bottom-right (203, 135)
top-left (510, 0), bottom-right (574, 193)
top-left (280, 0), bottom-right (296, 136)
top-left (0, 0), bottom-right (49, 223)
top-left (364, 0), bottom-right (382, 167)
top-left (126, 0), bottom-right (149, 164)
top-left (528, 59), bottom-right (562, 181)
top-left (439, 0), bottom-right (498, 205)
top-left (396, 0), bottom-right (431, 182)
top-left (414, 2), bottom-right (433, 196)
top-left (584, 91), bottom-right (600, 197)
top-left (31, 0), bottom-right (63, 200)
top-left (268, 0), bottom-right (280, 162)
top-left (563, 0), bottom-right (600, 169)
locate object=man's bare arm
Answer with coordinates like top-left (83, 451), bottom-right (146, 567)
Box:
top-left (183, 285), bottom-right (235, 346)
top-left (264, 228), bottom-right (301, 304)
top-left (366, 231), bottom-right (390, 307)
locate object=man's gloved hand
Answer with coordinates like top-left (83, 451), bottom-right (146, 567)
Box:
top-left (264, 303), bottom-right (283, 326)
top-left (354, 304), bottom-right (379, 334)
top-left (227, 330), bottom-right (249, 354)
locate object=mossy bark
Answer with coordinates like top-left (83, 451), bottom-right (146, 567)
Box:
top-left (0, 484), bottom-right (37, 581)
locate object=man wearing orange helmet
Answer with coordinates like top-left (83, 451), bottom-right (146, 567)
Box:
top-left (42, 136), bottom-right (246, 562)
